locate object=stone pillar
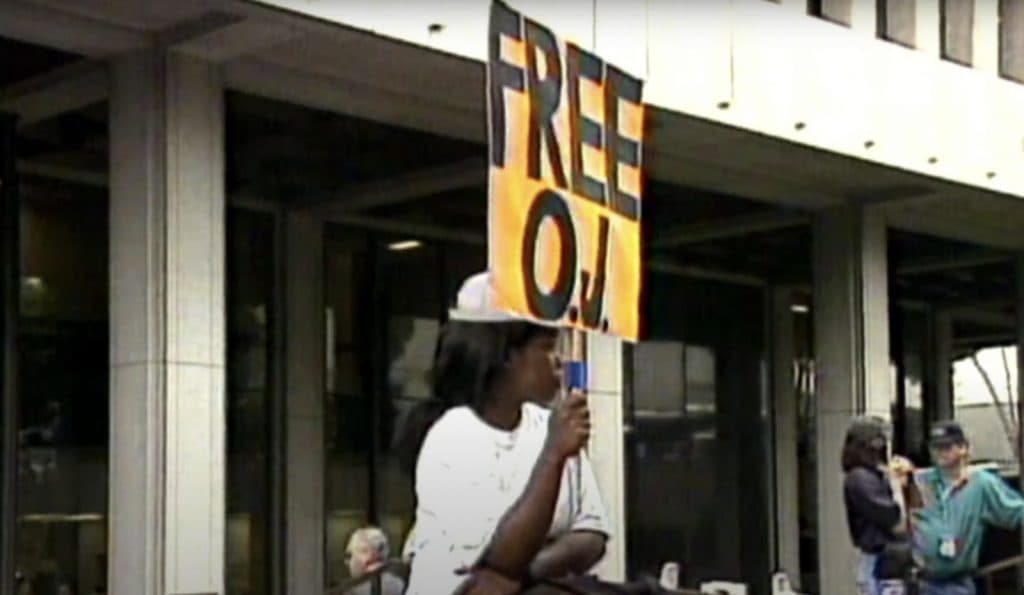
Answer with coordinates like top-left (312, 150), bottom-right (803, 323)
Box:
top-left (284, 213), bottom-right (325, 595)
top-left (109, 50), bottom-right (226, 595)
top-left (587, 333), bottom-right (627, 581)
top-left (812, 204), bottom-right (892, 595)
top-left (914, 0), bottom-right (941, 56)
top-left (973, 0), bottom-right (1001, 74)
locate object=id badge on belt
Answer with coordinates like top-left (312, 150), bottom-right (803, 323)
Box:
top-left (939, 535), bottom-right (958, 559)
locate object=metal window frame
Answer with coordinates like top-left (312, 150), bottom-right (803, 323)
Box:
top-left (224, 202), bottom-right (287, 595)
top-left (1, 112), bottom-right (20, 595)
top-left (270, 206), bottom-right (286, 595)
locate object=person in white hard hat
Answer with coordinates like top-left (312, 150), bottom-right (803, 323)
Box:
top-left (401, 272), bottom-right (609, 595)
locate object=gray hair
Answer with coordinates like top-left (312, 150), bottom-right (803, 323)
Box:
top-left (348, 527), bottom-right (390, 560)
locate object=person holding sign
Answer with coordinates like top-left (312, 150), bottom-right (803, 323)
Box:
top-left (402, 272), bottom-right (609, 595)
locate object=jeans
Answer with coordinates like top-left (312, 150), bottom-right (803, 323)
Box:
top-left (921, 577), bottom-right (975, 595)
top-left (856, 553), bottom-right (879, 595)
top-left (857, 553), bottom-right (906, 595)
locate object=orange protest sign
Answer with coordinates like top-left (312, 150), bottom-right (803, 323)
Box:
top-left (487, 1), bottom-right (645, 341)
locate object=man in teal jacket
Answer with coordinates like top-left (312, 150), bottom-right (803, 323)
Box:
top-left (912, 421), bottom-right (1024, 595)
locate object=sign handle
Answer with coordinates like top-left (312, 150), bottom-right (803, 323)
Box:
top-left (564, 328), bottom-right (587, 391)
top-left (562, 328), bottom-right (587, 522)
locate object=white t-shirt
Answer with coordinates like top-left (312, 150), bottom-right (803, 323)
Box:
top-left (405, 402), bottom-right (609, 595)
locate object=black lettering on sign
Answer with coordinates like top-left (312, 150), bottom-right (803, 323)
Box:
top-left (524, 18), bottom-right (566, 188)
top-left (521, 189), bottom-right (576, 321)
top-left (579, 214), bottom-right (610, 329)
top-left (488, 2), bottom-right (524, 168)
top-left (604, 65), bottom-right (642, 221)
top-left (565, 43), bottom-right (606, 205)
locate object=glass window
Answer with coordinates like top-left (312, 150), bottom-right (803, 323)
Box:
top-left (226, 208), bottom-right (276, 595)
top-left (223, 90), bottom-right (487, 593)
top-left (375, 238), bottom-right (445, 571)
top-left (625, 272), bottom-right (771, 594)
top-left (940, 0), bottom-right (974, 65)
top-left (894, 307), bottom-right (929, 465)
top-left (323, 225), bottom-right (485, 588)
top-left (13, 106), bottom-right (110, 595)
top-left (792, 294), bottom-right (818, 592)
top-left (324, 227), bottom-right (374, 590)
top-left (954, 345), bottom-right (1018, 464)
top-left (878, 0), bottom-right (916, 47)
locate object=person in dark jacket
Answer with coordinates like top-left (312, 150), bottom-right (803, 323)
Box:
top-left (842, 416), bottom-right (914, 595)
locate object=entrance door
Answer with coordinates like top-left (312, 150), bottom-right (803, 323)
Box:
top-left (322, 223), bottom-right (485, 588)
top-left (226, 206), bottom-right (280, 595)
top-left (624, 272), bottom-right (773, 592)
top-left (226, 208), bottom-right (488, 593)
top-left (223, 86), bottom-right (488, 593)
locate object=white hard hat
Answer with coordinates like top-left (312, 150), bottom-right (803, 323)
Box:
top-left (448, 271), bottom-right (560, 328)
top-left (448, 271), bottom-right (518, 323)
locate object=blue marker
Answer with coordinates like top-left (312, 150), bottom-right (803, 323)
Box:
top-left (564, 360), bottom-right (587, 391)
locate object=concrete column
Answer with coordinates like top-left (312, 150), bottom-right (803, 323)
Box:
top-left (772, 286), bottom-right (802, 588)
top-left (973, 0), bottom-right (1000, 73)
top-left (109, 50), bottom-right (226, 595)
top-left (850, 0), bottom-right (878, 34)
top-left (587, 333), bottom-right (627, 581)
top-left (914, 0), bottom-right (941, 56)
top-left (812, 204), bottom-right (892, 595)
top-left (933, 309), bottom-right (954, 421)
top-left (778, 0), bottom-right (809, 13)
top-left (284, 213), bottom-right (325, 595)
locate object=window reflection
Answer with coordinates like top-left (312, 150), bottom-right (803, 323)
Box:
top-left (376, 242), bottom-right (443, 560)
top-left (323, 226), bottom-right (485, 589)
top-left (897, 308), bottom-right (928, 465)
top-left (324, 228), bottom-right (373, 590)
top-left (625, 274), bottom-right (770, 594)
top-left (226, 208), bottom-right (275, 595)
top-left (15, 117), bottom-right (110, 595)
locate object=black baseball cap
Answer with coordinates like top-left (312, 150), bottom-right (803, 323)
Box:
top-left (929, 420), bottom-right (968, 448)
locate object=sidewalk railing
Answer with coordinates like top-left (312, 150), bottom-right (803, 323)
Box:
top-left (325, 565), bottom-right (709, 595)
top-left (976, 555), bottom-right (1024, 595)
top-left (325, 559), bottom-right (410, 595)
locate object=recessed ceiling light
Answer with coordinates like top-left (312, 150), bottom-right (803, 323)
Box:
top-left (22, 276), bottom-right (44, 289)
top-left (791, 304), bottom-right (810, 314)
top-left (388, 240), bottom-right (422, 251)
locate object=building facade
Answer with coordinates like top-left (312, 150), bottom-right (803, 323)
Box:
top-left (2, 1), bottom-right (1024, 594)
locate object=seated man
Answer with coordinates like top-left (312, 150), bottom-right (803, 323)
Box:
top-left (345, 527), bottom-right (406, 595)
